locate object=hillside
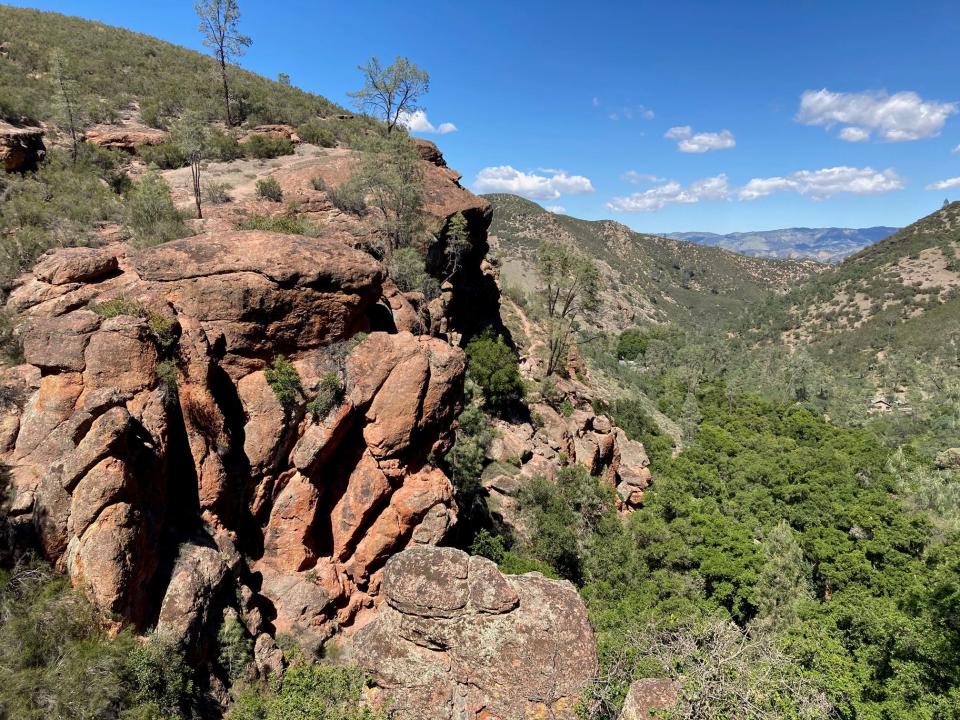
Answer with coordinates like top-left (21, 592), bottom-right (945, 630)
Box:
top-left (484, 193), bottom-right (824, 330)
top-left (0, 4), bottom-right (343, 127)
top-left (668, 225), bottom-right (899, 262)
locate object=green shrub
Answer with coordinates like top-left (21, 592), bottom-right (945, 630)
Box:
top-left (0, 149), bottom-right (121, 282)
top-left (265, 355), bottom-right (301, 409)
top-left (208, 130), bottom-right (243, 162)
top-left (388, 247), bottom-right (438, 298)
top-left (242, 134), bottom-right (294, 160)
top-left (326, 180), bottom-right (367, 215)
top-left (238, 214), bottom-right (308, 235)
top-left (559, 400), bottom-right (575, 418)
top-left (306, 372), bottom-right (344, 421)
top-left (217, 613), bottom-right (253, 682)
top-left (296, 120), bottom-right (336, 147)
top-left (137, 141), bottom-right (189, 169)
top-left (309, 176), bottom-right (327, 191)
top-left (255, 178), bottom-right (283, 202)
top-left (465, 331), bottom-right (524, 415)
top-left (91, 297), bottom-right (147, 319)
top-left (125, 172), bottom-right (188, 247)
top-left (204, 181), bottom-right (233, 204)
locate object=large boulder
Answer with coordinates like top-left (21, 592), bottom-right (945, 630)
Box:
top-left (0, 120), bottom-right (45, 172)
top-left (618, 678), bottom-right (679, 720)
top-left (83, 123), bottom-right (168, 153)
top-left (353, 546), bottom-right (597, 720)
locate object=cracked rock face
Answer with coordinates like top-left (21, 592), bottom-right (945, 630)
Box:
top-left (0, 227), bottom-right (467, 650)
top-left (353, 545), bottom-right (598, 720)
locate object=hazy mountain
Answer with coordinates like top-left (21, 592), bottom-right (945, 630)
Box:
top-left (667, 226), bottom-right (899, 263)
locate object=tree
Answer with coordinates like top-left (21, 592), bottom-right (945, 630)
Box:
top-left (49, 50), bottom-right (80, 162)
top-left (277, 72), bottom-right (291, 86)
top-left (349, 56), bottom-right (429, 134)
top-left (753, 520), bottom-right (810, 629)
top-left (535, 243), bottom-right (600, 376)
top-left (171, 111), bottom-right (211, 219)
top-left (195, 0), bottom-right (251, 126)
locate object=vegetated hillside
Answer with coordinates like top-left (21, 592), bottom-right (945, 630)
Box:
top-left (755, 202), bottom-right (960, 361)
top-left (0, 4), bottom-right (343, 126)
top-left (485, 193), bottom-right (824, 330)
top-left (668, 225), bottom-right (899, 263)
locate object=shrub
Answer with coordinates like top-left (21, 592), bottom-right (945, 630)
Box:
top-left (238, 213), bottom-right (309, 235)
top-left (91, 297), bottom-right (147, 319)
top-left (217, 613), bottom-right (253, 682)
top-left (242, 134), bottom-right (294, 160)
top-left (147, 313), bottom-right (178, 355)
top-left (326, 180), bottom-right (367, 215)
top-left (297, 120), bottom-right (337, 147)
top-left (208, 130), bottom-right (243, 162)
top-left (125, 172), bottom-right (188, 246)
top-left (388, 247), bottom-right (438, 298)
top-left (204, 181), bottom-right (233, 204)
top-left (137, 141), bottom-right (189, 169)
top-left (155, 359), bottom-right (179, 400)
top-left (306, 372), bottom-right (344, 421)
top-left (310, 176), bottom-right (327, 191)
top-left (265, 355), bottom-right (301, 409)
top-left (465, 331), bottom-right (524, 415)
top-left (255, 177), bottom-right (283, 202)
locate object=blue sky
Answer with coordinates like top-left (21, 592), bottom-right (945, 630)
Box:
top-left (10, 0), bottom-right (960, 232)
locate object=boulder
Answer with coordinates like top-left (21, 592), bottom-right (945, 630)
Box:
top-left (0, 120), bottom-right (45, 172)
top-left (618, 678), bottom-right (679, 720)
top-left (354, 546), bottom-right (597, 720)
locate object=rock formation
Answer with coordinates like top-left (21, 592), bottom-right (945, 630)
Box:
top-left (0, 120), bottom-right (45, 172)
top-left (353, 545), bottom-right (598, 720)
top-left (0, 140), bottom-right (498, 659)
top-left (83, 123), bottom-right (168, 153)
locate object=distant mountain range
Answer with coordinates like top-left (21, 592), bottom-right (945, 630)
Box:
top-left (666, 226), bottom-right (899, 263)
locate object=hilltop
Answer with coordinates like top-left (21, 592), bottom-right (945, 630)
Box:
top-left (484, 193), bottom-right (824, 330)
top-left (668, 225), bottom-right (899, 263)
top-left (0, 4), bottom-right (343, 127)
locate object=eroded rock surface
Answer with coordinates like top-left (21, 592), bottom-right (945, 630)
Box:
top-left (0, 120), bottom-right (45, 172)
top-left (353, 545), bottom-right (597, 720)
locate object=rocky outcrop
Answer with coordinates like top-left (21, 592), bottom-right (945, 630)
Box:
top-left (618, 679), bottom-right (679, 720)
top-left (83, 123), bottom-right (168, 152)
top-left (0, 120), bottom-right (45, 172)
top-left (353, 545), bottom-right (597, 720)
top-left (0, 227), bottom-right (468, 652)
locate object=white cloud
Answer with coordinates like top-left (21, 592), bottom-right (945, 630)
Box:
top-left (606, 174), bottom-right (730, 212)
top-left (797, 89), bottom-right (958, 142)
top-left (926, 177), bottom-right (960, 190)
top-left (664, 126), bottom-right (736, 153)
top-left (605, 104), bottom-right (654, 121)
top-left (621, 171), bottom-right (663, 184)
top-left (473, 166), bottom-right (595, 200)
top-left (592, 96), bottom-right (600, 107)
top-left (545, 205), bottom-right (566, 214)
top-left (953, 144), bottom-right (960, 154)
top-left (839, 126), bottom-right (871, 143)
top-left (398, 109), bottom-right (458, 135)
top-left (739, 166), bottom-right (904, 201)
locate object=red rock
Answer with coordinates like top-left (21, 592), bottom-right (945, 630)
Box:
top-left (83, 124), bottom-right (168, 152)
top-left (0, 120), bottom-right (45, 172)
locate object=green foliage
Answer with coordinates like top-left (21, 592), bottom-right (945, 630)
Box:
top-left (610, 399), bottom-right (674, 466)
top-left (349, 131), bottom-right (424, 253)
top-left (255, 178), bottom-right (284, 202)
top-left (238, 214), bottom-right (309, 235)
top-left (388, 247), bottom-right (438, 298)
top-left (229, 663), bottom-right (383, 720)
top-left (349, 56), bottom-right (429, 134)
top-left (138, 142), bottom-right (189, 169)
top-left (125, 171), bottom-right (189, 247)
top-left (325, 181), bottom-right (368, 216)
top-left (265, 356), bottom-right (302, 410)
top-left (91, 297), bottom-right (147, 319)
top-left (464, 332), bottom-right (524, 415)
top-left (205, 181), bottom-right (233, 204)
top-left (0, 564), bottom-right (197, 720)
top-left (296, 120), bottom-right (336, 147)
top-left (446, 400), bottom-right (494, 501)
top-left (243, 135), bottom-right (295, 160)
top-left (306, 372), bottom-right (344, 421)
top-left (0, 150), bottom-right (122, 282)
top-left (217, 613), bottom-right (253, 683)
top-left (443, 211), bottom-right (471, 276)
